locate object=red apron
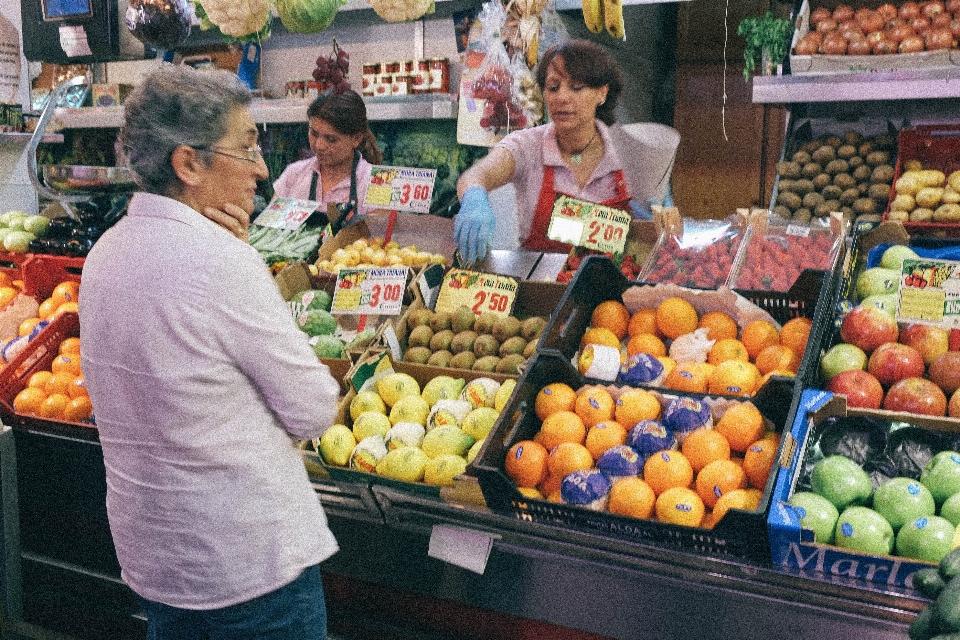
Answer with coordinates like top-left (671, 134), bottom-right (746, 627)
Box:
top-left (522, 165), bottom-right (632, 252)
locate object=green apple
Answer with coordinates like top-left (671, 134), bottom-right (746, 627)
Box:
top-left (788, 491), bottom-right (840, 544)
top-left (895, 515), bottom-right (956, 563)
top-left (820, 343), bottom-right (868, 382)
top-left (940, 492), bottom-right (960, 526)
top-left (317, 424), bottom-right (356, 467)
top-left (421, 425), bottom-right (474, 459)
top-left (872, 477), bottom-right (936, 532)
top-left (856, 267), bottom-right (900, 300)
top-left (879, 244), bottom-right (919, 270)
top-left (811, 455), bottom-right (873, 510)
top-left (835, 506), bottom-right (895, 556)
top-left (921, 451), bottom-right (960, 505)
top-left (859, 293), bottom-right (899, 318)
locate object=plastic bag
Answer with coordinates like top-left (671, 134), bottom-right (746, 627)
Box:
top-left (642, 209), bottom-right (746, 289)
top-left (471, 41), bottom-right (528, 134)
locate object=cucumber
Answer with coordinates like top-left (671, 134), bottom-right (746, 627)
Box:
top-left (910, 606), bottom-right (936, 640)
top-left (933, 578), bottom-right (960, 633)
top-left (941, 547), bottom-right (960, 582)
top-left (917, 567), bottom-right (948, 600)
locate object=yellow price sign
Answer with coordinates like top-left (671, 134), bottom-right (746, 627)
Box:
top-left (434, 269), bottom-right (518, 318)
top-left (547, 194), bottom-right (630, 254)
top-left (896, 257), bottom-right (960, 329)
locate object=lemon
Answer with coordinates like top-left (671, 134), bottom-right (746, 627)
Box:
top-left (461, 407), bottom-right (499, 441)
top-left (466, 438), bottom-right (485, 464)
top-left (426, 399), bottom-right (473, 431)
top-left (389, 394), bottom-right (430, 426)
top-left (421, 375), bottom-right (466, 406)
top-left (349, 390), bottom-right (387, 421)
top-left (422, 425), bottom-right (474, 459)
top-left (423, 454), bottom-right (468, 486)
top-left (317, 424), bottom-right (356, 467)
top-left (376, 447), bottom-right (429, 482)
top-left (352, 411), bottom-right (392, 441)
top-left (384, 422), bottom-right (426, 450)
top-left (460, 377), bottom-right (501, 409)
top-left (376, 372), bottom-right (421, 407)
top-left (494, 378), bottom-right (516, 412)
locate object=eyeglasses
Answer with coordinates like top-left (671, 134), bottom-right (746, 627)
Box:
top-left (202, 144), bottom-right (263, 164)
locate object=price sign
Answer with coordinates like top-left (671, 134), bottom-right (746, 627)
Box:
top-left (434, 269), bottom-right (518, 319)
top-left (896, 257), bottom-right (960, 328)
top-left (331, 267), bottom-right (409, 316)
top-left (546, 195), bottom-right (631, 254)
top-left (252, 196), bottom-right (319, 230)
top-left (363, 165), bottom-right (437, 214)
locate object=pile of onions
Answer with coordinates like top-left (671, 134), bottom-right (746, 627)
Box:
top-left (794, 1), bottom-right (960, 55)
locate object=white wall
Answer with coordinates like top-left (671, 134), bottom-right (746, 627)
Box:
top-left (0, 1), bottom-right (38, 215)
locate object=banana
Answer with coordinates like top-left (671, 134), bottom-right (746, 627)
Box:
top-left (582, 0), bottom-right (604, 34)
top-left (603, 0), bottom-right (625, 40)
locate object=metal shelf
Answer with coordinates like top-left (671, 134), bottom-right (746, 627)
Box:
top-left (0, 132), bottom-right (63, 144)
top-left (752, 67), bottom-right (960, 104)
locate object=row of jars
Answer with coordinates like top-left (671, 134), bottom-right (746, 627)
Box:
top-left (361, 58), bottom-right (450, 97)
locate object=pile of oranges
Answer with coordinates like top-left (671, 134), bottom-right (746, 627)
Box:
top-left (0, 279), bottom-right (80, 363)
top-left (12, 335), bottom-right (92, 424)
top-left (504, 381), bottom-right (780, 529)
top-left (581, 297), bottom-right (813, 397)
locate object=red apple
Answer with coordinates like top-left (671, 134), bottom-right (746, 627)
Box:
top-left (951, 329), bottom-right (960, 351)
top-left (840, 305), bottom-right (899, 353)
top-left (868, 342), bottom-right (926, 387)
top-left (899, 323), bottom-right (950, 365)
top-left (950, 389), bottom-right (960, 418)
top-left (883, 377), bottom-right (948, 416)
top-left (929, 351), bottom-right (960, 395)
top-left (827, 370), bottom-right (885, 409)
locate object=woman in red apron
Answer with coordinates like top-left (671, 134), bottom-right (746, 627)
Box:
top-left (455, 39), bottom-right (636, 264)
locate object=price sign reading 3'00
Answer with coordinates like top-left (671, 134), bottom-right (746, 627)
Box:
top-left (332, 266), bottom-right (409, 316)
top-left (363, 165), bottom-right (437, 214)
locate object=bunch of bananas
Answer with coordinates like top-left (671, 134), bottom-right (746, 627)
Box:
top-left (582, 0), bottom-right (625, 40)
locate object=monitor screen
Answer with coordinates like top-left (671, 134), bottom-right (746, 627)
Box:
top-left (41, 0), bottom-right (94, 21)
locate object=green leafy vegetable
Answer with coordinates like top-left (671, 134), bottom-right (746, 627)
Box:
top-left (737, 12), bottom-right (793, 82)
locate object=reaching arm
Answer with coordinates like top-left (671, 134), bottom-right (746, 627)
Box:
top-left (456, 147), bottom-right (516, 199)
top-left (453, 147), bottom-right (517, 264)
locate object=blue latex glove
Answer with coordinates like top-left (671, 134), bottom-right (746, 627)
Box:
top-left (454, 186), bottom-right (495, 265)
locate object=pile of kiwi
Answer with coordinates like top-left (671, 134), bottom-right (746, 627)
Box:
top-left (773, 129), bottom-right (897, 226)
top-left (401, 305), bottom-right (547, 375)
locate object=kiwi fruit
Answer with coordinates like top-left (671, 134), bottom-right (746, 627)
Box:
top-left (473, 311), bottom-right (497, 335)
top-left (451, 305), bottom-right (477, 334)
top-left (824, 135), bottom-right (842, 148)
top-left (834, 172), bottom-right (857, 190)
top-left (429, 311), bottom-right (452, 332)
top-left (842, 130), bottom-right (862, 145)
top-left (492, 316), bottom-right (522, 343)
top-left (793, 178), bottom-right (814, 195)
top-left (801, 162), bottom-right (823, 179)
top-left (449, 351), bottom-right (476, 370)
top-left (815, 200), bottom-right (840, 217)
top-left (496, 354), bottom-right (526, 375)
top-left (499, 335), bottom-right (528, 358)
top-left (811, 145), bottom-right (836, 164)
top-left (450, 330), bottom-right (477, 354)
top-left (520, 316), bottom-right (547, 341)
top-left (430, 329), bottom-right (455, 352)
top-left (473, 334), bottom-right (500, 358)
top-left (866, 150), bottom-right (890, 167)
top-left (812, 173), bottom-right (832, 190)
top-left (802, 192), bottom-right (824, 209)
top-left (871, 164), bottom-right (895, 184)
top-left (837, 144), bottom-right (857, 159)
top-left (792, 209), bottom-right (812, 223)
top-left (824, 159), bottom-right (849, 175)
top-left (852, 164), bottom-right (873, 182)
top-left (821, 184), bottom-right (843, 201)
top-left (802, 140), bottom-right (821, 154)
top-left (858, 141), bottom-right (875, 157)
top-left (777, 179), bottom-right (795, 194)
top-left (853, 198), bottom-right (877, 214)
top-left (868, 183), bottom-right (891, 202)
top-left (403, 346), bottom-right (432, 364)
top-left (406, 308), bottom-right (433, 329)
top-left (839, 187), bottom-right (860, 206)
top-left (523, 336), bottom-right (539, 358)
top-left (776, 191), bottom-right (802, 210)
top-left (773, 205), bottom-right (792, 219)
top-left (792, 150), bottom-right (812, 165)
top-left (847, 155), bottom-right (864, 169)
top-left (472, 355), bottom-right (501, 373)
top-left (407, 324), bottom-right (434, 348)
top-left (428, 350), bottom-right (453, 368)
top-left (776, 161), bottom-right (801, 179)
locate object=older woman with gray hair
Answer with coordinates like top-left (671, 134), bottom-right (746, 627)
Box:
top-left (79, 64), bottom-right (341, 639)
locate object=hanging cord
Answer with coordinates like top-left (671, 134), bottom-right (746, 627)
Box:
top-left (721, 0), bottom-right (729, 142)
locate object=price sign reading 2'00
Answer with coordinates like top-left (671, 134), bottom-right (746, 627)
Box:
top-left (587, 219), bottom-right (625, 246)
top-left (472, 290), bottom-right (510, 314)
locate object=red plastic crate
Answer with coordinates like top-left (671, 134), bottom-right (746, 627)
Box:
top-left (0, 252), bottom-right (29, 283)
top-left (21, 254), bottom-right (83, 301)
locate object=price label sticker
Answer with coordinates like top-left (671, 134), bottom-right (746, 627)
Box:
top-left (546, 195), bottom-right (630, 254)
top-left (363, 165), bottom-right (437, 214)
top-left (331, 267), bottom-right (409, 316)
top-left (896, 257), bottom-right (960, 328)
top-left (434, 269), bottom-right (518, 318)
top-left (252, 196), bottom-right (319, 230)
top-left (786, 224), bottom-right (810, 237)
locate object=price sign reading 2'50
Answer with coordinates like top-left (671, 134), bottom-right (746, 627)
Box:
top-left (472, 290), bottom-right (510, 314)
top-left (434, 269), bottom-right (518, 319)
top-left (363, 165), bottom-right (437, 214)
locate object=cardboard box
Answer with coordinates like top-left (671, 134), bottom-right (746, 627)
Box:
top-left (790, 0), bottom-right (960, 75)
top-left (768, 390), bottom-right (959, 593)
top-left (91, 84), bottom-right (133, 108)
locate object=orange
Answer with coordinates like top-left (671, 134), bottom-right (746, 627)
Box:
top-left (758, 369), bottom-right (796, 389)
top-left (27, 370), bottom-right (53, 390)
top-left (656, 297), bottom-right (698, 340)
top-left (628, 308), bottom-right (661, 339)
top-left (714, 401), bottom-right (766, 453)
top-left (779, 316), bottom-right (812, 356)
top-left (538, 411), bottom-right (587, 451)
top-left (0, 286), bottom-right (18, 309)
top-left (504, 440), bottom-right (549, 488)
top-left (574, 386), bottom-right (615, 428)
top-left (37, 298), bottom-right (59, 321)
top-left (517, 487), bottom-right (545, 500)
top-left (707, 338), bottom-right (750, 366)
top-left (534, 383), bottom-right (577, 420)
top-left (18, 317), bottom-right (42, 337)
top-left (54, 302), bottom-right (79, 317)
top-left (0, 272), bottom-right (11, 288)
top-left (657, 356), bottom-right (676, 377)
top-left (643, 449), bottom-right (694, 496)
top-left (44, 371), bottom-right (77, 396)
top-left (743, 437), bottom-right (779, 489)
top-left (67, 374), bottom-right (88, 399)
top-left (626, 333), bottom-right (666, 358)
top-left (547, 442), bottom-right (595, 479)
top-left (13, 387), bottom-right (46, 416)
top-left (538, 473), bottom-right (563, 497)
top-left (580, 327), bottom-right (621, 351)
top-left (695, 458), bottom-right (747, 509)
top-left (614, 388), bottom-right (661, 427)
top-left (741, 320), bottom-right (780, 361)
top-left (49, 280), bottom-right (80, 307)
top-left (38, 393), bottom-right (70, 420)
top-left (655, 486), bottom-right (705, 527)
top-left (698, 311), bottom-right (739, 341)
top-left (706, 488), bottom-right (762, 528)
top-left (608, 477), bottom-right (656, 519)
top-left (62, 395), bottom-right (93, 423)
top-left (708, 360), bottom-right (760, 397)
top-left (663, 361), bottom-right (711, 394)
top-left (59, 337), bottom-right (82, 355)
top-left (681, 427), bottom-right (731, 473)
top-left (591, 300), bottom-right (630, 341)
top-left (51, 353), bottom-right (82, 376)
top-left (754, 344), bottom-right (800, 375)
top-left (584, 421), bottom-right (628, 461)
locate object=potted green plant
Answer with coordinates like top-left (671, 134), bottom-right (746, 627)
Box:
top-left (737, 11), bottom-right (794, 81)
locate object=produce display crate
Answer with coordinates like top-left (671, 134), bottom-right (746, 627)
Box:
top-left (768, 390), bottom-right (960, 593)
top-left (20, 254), bottom-right (83, 301)
top-left (471, 351), bottom-right (798, 562)
top-left (883, 124), bottom-right (960, 237)
top-left (0, 252), bottom-right (29, 283)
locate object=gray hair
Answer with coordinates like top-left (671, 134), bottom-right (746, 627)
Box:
top-left (119, 64), bottom-right (252, 195)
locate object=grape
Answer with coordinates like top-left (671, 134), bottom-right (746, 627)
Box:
top-left (315, 56), bottom-right (327, 68)
top-left (328, 67), bottom-right (343, 84)
top-left (312, 69), bottom-right (323, 82)
top-left (334, 80), bottom-right (351, 95)
top-left (337, 50), bottom-right (350, 74)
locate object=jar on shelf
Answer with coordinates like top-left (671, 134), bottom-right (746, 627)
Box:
top-left (384, 60), bottom-right (402, 74)
top-left (412, 60), bottom-right (431, 94)
top-left (374, 73), bottom-right (393, 97)
top-left (402, 60), bottom-right (415, 74)
top-left (428, 57), bottom-right (450, 94)
top-left (285, 80), bottom-right (305, 99)
top-left (391, 75), bottom-right (411, 96)
top-left (362, 62), bottom-right (381, 97)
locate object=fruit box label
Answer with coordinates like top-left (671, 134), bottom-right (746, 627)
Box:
top-left (434, 269), bottom-right (517, 319)
top-left (547, 195), bottom-right (630, 254)
top-left (896, 257), bottom-right (960, 329)
top-left (363, 166), bottom-right (437, 215)
top-left (331, 267), bottom-right (408, 315)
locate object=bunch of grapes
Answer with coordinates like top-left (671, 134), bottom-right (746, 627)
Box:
top-left (312, 38), bottom-right (351, 95)
top-left (472, 64), bottom-right (526, 132)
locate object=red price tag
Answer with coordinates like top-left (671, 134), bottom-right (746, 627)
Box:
top-left (547, 195), bottom-right (630, 254)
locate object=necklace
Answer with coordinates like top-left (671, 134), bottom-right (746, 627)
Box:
top-left (564, 130), bottom-right (597, 164)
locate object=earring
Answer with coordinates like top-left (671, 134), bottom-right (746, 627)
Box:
top-left (599, 100), bottom-right (605, 106)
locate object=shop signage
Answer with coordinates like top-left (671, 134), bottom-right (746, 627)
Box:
top-left (434, 268), bottom-right (517, 319)
top-left (363, 165), bottom-right (437, 214)
top-left (252, 196), bottom-right (319, 230)
top-left (896, 257), bottom-right (960, 328)
top-left (546, 194), bottom-right (631, 254)
top-left (331, 266), bottom-right (408, 315)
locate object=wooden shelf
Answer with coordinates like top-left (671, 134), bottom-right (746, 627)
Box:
top-left (752, 67), bottom-right (960, 104)
top-left (0, 132), bottom-right (63, 144)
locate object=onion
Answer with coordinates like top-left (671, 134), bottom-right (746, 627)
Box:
top-left (950, 17), bottom-right (960, 38)
top-left (886, 23), bottom-right (916, 43)
top-left (922, 0), bottom-right (946, 18)
top-left (873, 37), bottom-right (898, 54)
top-left (926, 26), bottom-right (955, 48)
top-left (911, 16), bottom-right (933, 35)
top-left (878, 3), bottom-right (899, 21)
top-left (933, 11), bottom-right (954, 27)
top-left (900, 1), bottom-right (922, 19)
top-left (842, 23), bottom-right (865, 40)
top-left (795, 36), bottom-right (819, 55)
top-left (811, 6), bottom-right (833, 26)
top-left (867, 30), bottom-right (887, 45)
top-left (860, 11), bottom-right (886, 33)
top-left (900, 34), bottom-right (927, 51)
top-left (821, 33), bottom-right (848, 54)
top-left (833, 4), bottom-right (855, 23)
top-left (817, 18), bottom-right (839, 32)
top-left (855, 7), bottom-right (875, 24)
top-left (848, 37), bottom-right (873, 55)
top-left (948, 0), bottom-right (960, 11)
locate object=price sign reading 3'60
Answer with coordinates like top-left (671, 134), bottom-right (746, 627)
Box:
top-left (363, 165), bottom-right (437, 214)
top-left (332, 267), bottom-right (409, 315)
